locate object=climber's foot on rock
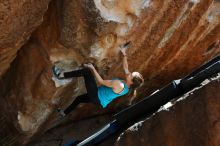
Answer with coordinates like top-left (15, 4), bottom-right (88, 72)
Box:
top-left (56, 108), bottom-right (66, 118)
top-left (52, 65), bottom-right (65, 79)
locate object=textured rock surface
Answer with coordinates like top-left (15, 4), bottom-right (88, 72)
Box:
top-left (0, 0), bottom-right (220, 145)
top-left (0, 0), bottom-right (51, 77)
top-left (116, 74), bottom-right (220, 146)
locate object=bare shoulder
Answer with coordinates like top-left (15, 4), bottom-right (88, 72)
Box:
top-left (112, 79), bottom-right (121, 85)
top-left (112, 79), bottom-right (124, 88)
top-left (111, 79), bottom-right (125, 93)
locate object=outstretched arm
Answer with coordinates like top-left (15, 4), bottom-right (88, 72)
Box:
top-left (122, 52), bottom-right (130, 75)
top-left (120, 42), bottom-right (131, 75)
top-left (120, 43), bottom-right (133, 86)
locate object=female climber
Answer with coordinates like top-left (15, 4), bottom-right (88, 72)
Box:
top-left (53, 42), bottom-right (144, 117)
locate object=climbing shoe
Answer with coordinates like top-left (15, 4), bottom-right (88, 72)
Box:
top-left (56, 108), bottom-right (66, 118)
top-left (52, 65), bottom-right (65, 79)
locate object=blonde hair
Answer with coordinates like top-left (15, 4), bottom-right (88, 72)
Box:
top-left (128, 72), bottom-right (144, 104)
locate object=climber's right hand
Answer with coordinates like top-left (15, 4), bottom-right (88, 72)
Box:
top-left (120, 41), bottom-right (131, 55)
top-left (120, 47), bottom-right (127, 56)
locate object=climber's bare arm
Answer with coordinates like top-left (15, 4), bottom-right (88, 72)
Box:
top-left (120, 44), bottom-right (130, 74)
top-left (123, 55), bottom-right (133, 81)
top-left (120, 43), bottom-right (133, 84)
top-left (83, 63), bottom-right (119, 88)
top-left (122, 54), bottom-right (130, 75)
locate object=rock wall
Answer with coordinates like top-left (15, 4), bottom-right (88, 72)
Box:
top-left (116, 74), bottom-right (220, 146)
top-left (0, 0), bottom-right (220, 145)
top-left (0, 0), bottom-right (51, 77)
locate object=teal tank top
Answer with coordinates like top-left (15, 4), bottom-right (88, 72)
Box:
top-left (98, 78), bottom-right (129, 108)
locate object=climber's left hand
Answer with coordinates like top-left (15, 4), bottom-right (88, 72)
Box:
top-left (84, 63), bottom-right (95, 70)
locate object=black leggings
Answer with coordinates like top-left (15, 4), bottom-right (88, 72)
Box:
top-left (63, 68), bottom-right (99, 114)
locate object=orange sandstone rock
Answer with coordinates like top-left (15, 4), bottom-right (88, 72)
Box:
top-left (0, 0), bottom-right (219, 145)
